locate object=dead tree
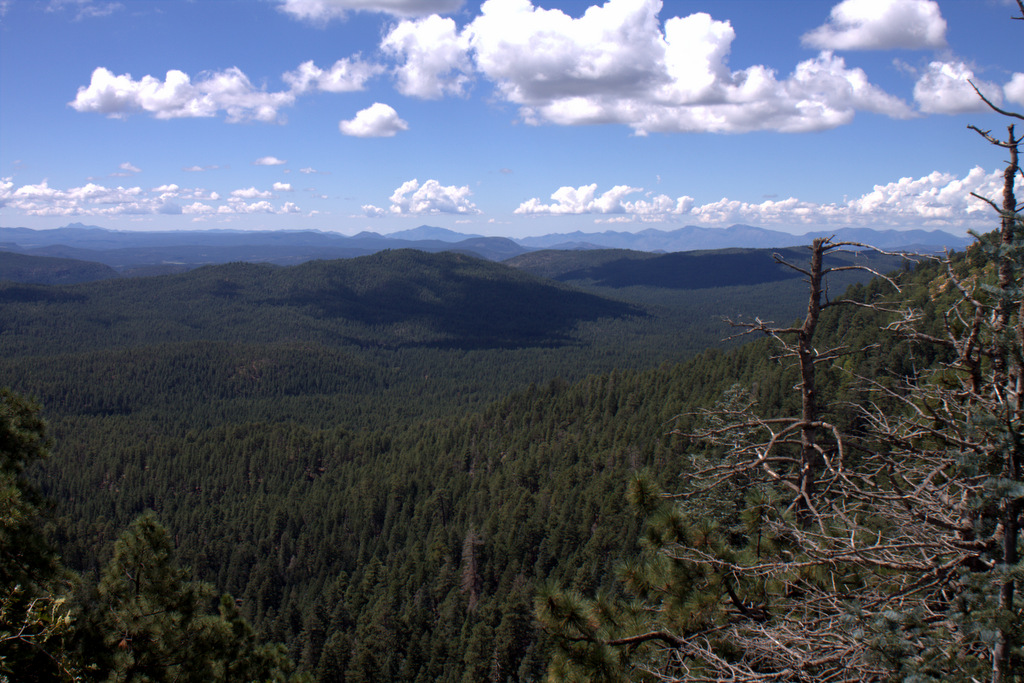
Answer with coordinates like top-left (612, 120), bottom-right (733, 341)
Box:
top-left (537, 8), bottom-right (1024, 680)
top-left (661, 238), bottom-right (914, 681)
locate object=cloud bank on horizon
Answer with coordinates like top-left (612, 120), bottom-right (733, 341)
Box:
top-left (1, 0), bottom-right (1022, 235)
top-left (2, 163), bottom-right (1011, 230)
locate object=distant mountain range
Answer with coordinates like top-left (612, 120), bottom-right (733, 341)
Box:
top-left (515, 224), bottom-right (972, 253)
top-left (0, 222), bottom-right (972, 280)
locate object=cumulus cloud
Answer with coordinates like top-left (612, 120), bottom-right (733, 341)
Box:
top-left (273, 182), bottom-right (294, 192)
top-left (381, 15), bottom-right (472, 98)
top-left (516, 184), bottom-right (648, 215)
top-left (278, 0), bottom-right (463, 21)
top-left (362, 204), bottom-right (389, 217)
top-left (802, 0), bottom-right (946, 51)
top-left (118, 161), bottom-right (141, 173)
top-left (362, 178), bottom-right (479, 215)
top-left (282, 57), bottom-right (383, 93)
top-left (254, 156), bottom-right (287, 166)
top-left (69, 0), bottom-right (927, 135)
top-left (465, 0), bottom-right (671, 104)
top-left (339, 102), bottom-right (409, 137)
top-left (71, 55), bottom-right (389, 125)
top-left (0, 177), bottom-right (301, 217)
top-left (69, 67), bottom-right (297, 123)
top-left (231, 187), bottom-right (274, 199)
top-left (377, 0), bottom-right (913, 134)
top-left (1004, 73), bottom-right (1024, 107)
top-left (1, 179), bottom-right (142, 215)
top-left (182, 202), bottom-right (216, 215)
top-left (152, 183), bottom-right (179, 196)
top-left (513, 183), bottom-right (694, 220)
top-left (221, 200), bottom-right (277, 214)
top-left (515, 167), bottom-right (1019, 230)
top-left (913, 59), bottom-right (1003, 114)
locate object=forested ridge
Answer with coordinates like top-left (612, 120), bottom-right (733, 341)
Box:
top-left (2, 171), bottom-right (1021, 680)
top-left (1, 237), bottom-right (952, 680)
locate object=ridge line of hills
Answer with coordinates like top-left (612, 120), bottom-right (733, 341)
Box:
top-left (1, 222), bottom-right (967, 283)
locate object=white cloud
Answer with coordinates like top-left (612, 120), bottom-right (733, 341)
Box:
top-left (2, 180), bottom-right (145, 216)
top-left (299, 167), bottom-right (319, 174)
top-left (363, 178), bottom-right (480, 215)
top-left (362, 203), bottom-right (389, 217)
top-left (72, 56), bottom-right (385, 126)
top-left (339, 102), bottom-right (409, 137)
top-left (913, 59), bottom-right (1003, 114)
top-left (68, 0), bottom-right (921, 136)
top-left (381, 15), bottom-right (472, 98)
top-left (802, 0), bottom-right (946, 51)
top-left (222, 200), bottom-right (277, 214)
top-left (1005, 73), bottom-right (1024, 107)
top-left (69, 67), bottom-right (296, 123)
top-left (231, 187), bottom-right (274, 199)
top-left (278, 0), bottom-right (463, 21)
top-left (273, 182), bottom-right (294, 192)
top-left (182, 202), bottom-right (216, 215)
top-left (514, 183), bottom-right (693, 220)
top-left (417, 0), bottom-right (914, 134)
top-left (515, 167), bottom-right (1019, 230)
top-left (515, 184), bottom-right (647, 215)
top-left (0, 177), bottom-right (14, 207)
top-left (152, 183), bottom-right (179, 196)
top-left (47, 0), bottom-right (123, 20)
top-left (466, 0), bottom-right (670, 105)
top-left (0, 178), bottom-right (302, 217)
top-left (119, 161), bottom-right (141, 173)
top-left (254, 156), bottom-right (287, 166)
top-left (282, 57), bottom-right (383, 93)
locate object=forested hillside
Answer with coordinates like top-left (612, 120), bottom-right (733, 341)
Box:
top-left (2, 230), bottom-right (1018, 680)
top-left (0, 250), bottom-right (119, 285)
top-left (506, 245), bottom-right (902, 290)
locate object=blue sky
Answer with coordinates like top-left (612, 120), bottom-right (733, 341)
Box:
top-left (0, 0), bottom-right (1021, 238)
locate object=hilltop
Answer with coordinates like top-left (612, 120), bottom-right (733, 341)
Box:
top-left (0, 222), bottom-right (968, 278)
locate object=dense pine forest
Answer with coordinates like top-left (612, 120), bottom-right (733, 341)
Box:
top-left (3, 46), bottom-right (1024, 683)
top-left (4, 225), bottom-right (1019, 681)
top-left (0, 238), bottom-right (918, 680)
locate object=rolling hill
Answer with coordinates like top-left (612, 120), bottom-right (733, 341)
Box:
top-left (0, 223), bottom-right (968, 277)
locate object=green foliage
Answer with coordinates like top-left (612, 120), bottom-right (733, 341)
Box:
top-left (0, 388), bottom-right (56, 587)
top-left (0, 584), bottom-right (76, 682)
top-left (0, 389), bottom-right (302, 682)
top-left (0, 246), bottom-right (945, 680)
top-left (72, 511), bottom-right (303, 682)
top-left (0, 388), bottom-right (77, 682)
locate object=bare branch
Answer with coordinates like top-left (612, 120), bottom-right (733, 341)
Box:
top-left (968, 81), bottom-right (1024, 122)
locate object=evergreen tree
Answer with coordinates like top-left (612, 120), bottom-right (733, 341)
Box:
top-left (78, 511), bottom-right (302, 682)
top-left (0, 388), bottom-right (77, 682)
